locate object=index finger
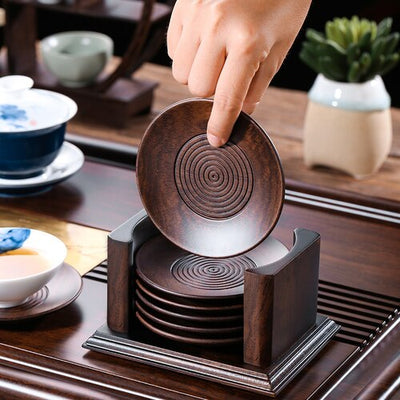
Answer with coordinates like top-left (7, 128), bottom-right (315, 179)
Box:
top-left (207, 52), bottom-right (260, 147)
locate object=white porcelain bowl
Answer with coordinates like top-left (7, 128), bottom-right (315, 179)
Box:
top-left (0, 228), bottom-right (67, 308)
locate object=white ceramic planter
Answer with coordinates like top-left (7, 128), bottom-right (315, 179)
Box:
top-left (303, 74), bottom-right (392, 179)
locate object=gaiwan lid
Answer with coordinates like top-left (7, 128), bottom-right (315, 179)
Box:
top-left (136, 98), bottom-right (285, 258)
top-left (0, 75), bottom-right (77, 132)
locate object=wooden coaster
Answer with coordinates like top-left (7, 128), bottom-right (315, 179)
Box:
top-left (134, 233), bottom-right (289, 345)
top-left (136, 99), bottom-right (284, 257)
top-left (135, 234), bottom-right (287, 301)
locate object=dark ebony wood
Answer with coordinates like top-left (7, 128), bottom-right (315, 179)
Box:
top-left (353, 354), bottom-right (400, 400)
top-left (65, 132), bottom-right (138, 168)
top-left (0, 159), bottom-right (398, 399)
top-left (95, 0), bottom-right (155, 92)
top-left (0, 364), bottom-right (127, 400)
top-left (136, 98), bottom-right (284, 258)
top-left (102, 211), bottom-right (338, 395)
top-left (132, 232), bottom-right (288, 346)
top-left (33, 72), bottom-right (158, 128)
top-left (107, 210), bottom-right (158, 334)
top-left (3, 0), bottom-right (36, 74)
top-left (244, 228), bottom-right (320, 367)
top-left (84, 315), bottom-right (339, 397)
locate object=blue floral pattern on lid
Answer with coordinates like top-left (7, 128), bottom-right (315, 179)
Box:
top-left (0, 105), bottom-right (28, 130)
top-left (0, 75), bottom-right (77, 132)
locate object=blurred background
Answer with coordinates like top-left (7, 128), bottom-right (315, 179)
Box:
top-left (1, 0), bottom-right (399, 105)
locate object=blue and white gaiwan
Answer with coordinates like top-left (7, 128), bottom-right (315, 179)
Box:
top-left (0, 76), bottom-right (77, 179)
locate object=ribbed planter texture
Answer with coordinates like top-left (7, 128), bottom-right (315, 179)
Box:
top-left (303, 74), bottom-right (392, 179)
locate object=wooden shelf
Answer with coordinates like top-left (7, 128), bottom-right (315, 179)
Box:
top-left (2, 0), bottom-right (172, 126)
top-left (5, 0), bottom-right (171, 23)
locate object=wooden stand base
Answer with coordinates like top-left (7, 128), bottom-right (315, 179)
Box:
top-left (32, 66), bottom-right (158, 128)
top-left (83, 210), bottom-right (340, 396)
top-left (84, 314), bottom-right (339, 396)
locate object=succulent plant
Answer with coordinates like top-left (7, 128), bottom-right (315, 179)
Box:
top-left (299, 16), bottom-right (400, 82)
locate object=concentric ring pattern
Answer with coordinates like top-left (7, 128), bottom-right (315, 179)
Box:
top-left (174, 134), bottom-right (253, 219)
top-left (170, 254), bottom-right (256, 291)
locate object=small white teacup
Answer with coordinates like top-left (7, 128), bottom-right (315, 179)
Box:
top-left (0, 228), bottom-right (67, 308)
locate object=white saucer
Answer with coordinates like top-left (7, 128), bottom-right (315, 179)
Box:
top-left (0, 142), bottom-right (84, 196)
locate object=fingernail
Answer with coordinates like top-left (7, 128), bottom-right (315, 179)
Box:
top-left (208, 134), bottom-right (224, 147)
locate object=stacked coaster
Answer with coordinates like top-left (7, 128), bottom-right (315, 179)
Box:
top-left (135, 234), bottom-right (288, 345)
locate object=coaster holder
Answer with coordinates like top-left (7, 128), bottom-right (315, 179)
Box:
top-left (84, 210), bottom-right (340, 396)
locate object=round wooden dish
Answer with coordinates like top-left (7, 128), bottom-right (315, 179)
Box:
top-left (135, 279), bottom-right (244, 315)
top-left (136, 311), bottom-right (243, 346)
top-left (136, 235), bottom-right (258, 301)
top-left (135, 285), bottom-right (243, 325)
top-left (136, 98), bottom-right (284, 258)
top-left (135, 300), bottom-right (243, 336)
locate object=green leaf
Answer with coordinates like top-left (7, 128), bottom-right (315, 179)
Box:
top-left (358, 31), bottom-right (372, 51)
top-left (371, 37), bottom-right (386, 60)
top-left (326, 20), bottom-right (347, 47)
top-left (343, 20), bottom-right (356, 45)
top-left (305, 28), bottom-right (326, 44)
top-left (325, 39), bottom-right (346, 55)
top-left (383, 32), bottom-right (400, 55)
top-left (347, 43), bottom-right (361, 64)
top-left (349, 16), bottom-right (359, 42)
top-left (301, 15), bottom-right (399, 82)
top-left (368, 54), bottom-right (386, 78)
top-left (319, 56), bottom-right (347, 81)
top-left (370, 22), bottom-right (377, 41)
top-left (380, 52), bottom-right (400, 76)
top-left (376, 17), bottom-right (393, 38)
top-left (302, 41), bottom-right (319, 57)
top-left (359, 52), bottom-right (372, 79)
top-left (348, 61), bottom-right (361, 82)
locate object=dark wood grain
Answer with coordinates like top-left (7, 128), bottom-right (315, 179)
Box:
top-left (130, 231), bottom-right (292, 348)
top-left (90, 211), bottom-right (339, 395)
top-left (95, 0), bottom-right (155, 92)
top-left (244, 228), bottom-right (320, 367)
top-left (0, 158), bottom-right (398, 399)
top-left (32, 65), bottom-right (158, 128)
top-left (136, 98), bottom-right (284, 258)
top-left (107, 210), bottom-right (158, 334)
top-left (353, 354), bottom-right (400, 400)
top-left (1, 160), bottom-right (399, 296)
top-left (65, 63), bottom-right (400, 211)
top-left (0, 364), bottom-right (127, 400)
top-left (3, 0), bottom-right (37, 74)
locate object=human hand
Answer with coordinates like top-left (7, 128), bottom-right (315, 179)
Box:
top-left (167, 0), bottom-right (311, 146)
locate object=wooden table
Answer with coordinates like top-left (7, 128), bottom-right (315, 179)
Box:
top-left (0, 164), bottom-right (399, 399)
top-left (0, 64), bottom-right (399, 399)
top-left (69, 62), bottom-right (400, 211)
